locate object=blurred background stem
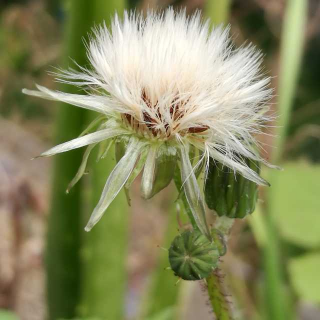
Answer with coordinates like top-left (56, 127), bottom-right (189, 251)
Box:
top-left (79, 1), bottom-right (129, 319)
top-left (47, 0), bottom-right (128, 319)
top-left (262, 1), bottom-right (307, 320)
top-left (273, 0), bottom-right (308, 163)
top-left (45, 1), bottom-right (94, 319)
top-left (205, 0), bottom-right (231, 26)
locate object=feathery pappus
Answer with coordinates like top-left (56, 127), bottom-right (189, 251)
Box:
top-left (23, 9), bottom-right (276, 235)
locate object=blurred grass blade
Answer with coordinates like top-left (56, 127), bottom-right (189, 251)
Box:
top-left (263, 2), bottom-right (308, 320)
top-left (79, 1), bottom-right (128, 319)
top-left (273, 0), bottom-right (308, 162)
top-left (262, 209), bottom-right (291, 320)
top-left (46, 1), bottom-right (94, 319)
top-left (205, 0), bottom-right (231, 26)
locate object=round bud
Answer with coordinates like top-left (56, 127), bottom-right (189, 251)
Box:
top-left (168, 230), bottom-right (220, 281)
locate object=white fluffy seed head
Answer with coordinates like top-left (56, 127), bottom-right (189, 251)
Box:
top-left (57, 9), bottom-right (272, 144)
top-left (22, 9), bottom-right (276, 233)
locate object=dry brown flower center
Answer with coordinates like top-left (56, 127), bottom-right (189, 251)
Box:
top-left (122, 90), bottom-right (208, 138)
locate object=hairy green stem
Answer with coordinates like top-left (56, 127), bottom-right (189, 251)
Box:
top-left (207, 270), bottom-right (232, 320)
top-left (205, 216), bottom-right (234, 320)
top-left (45, 1), bottom-right (94, 319)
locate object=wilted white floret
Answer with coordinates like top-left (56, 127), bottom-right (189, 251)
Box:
top-left (23, 9), bottom-right (274, 235)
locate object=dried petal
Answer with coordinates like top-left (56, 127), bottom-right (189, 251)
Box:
top-left (37, 128), bottom-right (127, 158)
top-left (66, 143), bottom-right (97, 193)
top-left (179, 147), bottom-right (210, 238)
top-left (85, 138), bottom-right (146, 231)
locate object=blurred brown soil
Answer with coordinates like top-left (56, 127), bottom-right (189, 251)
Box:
top-left (0, 118), bottom-right (49, 320)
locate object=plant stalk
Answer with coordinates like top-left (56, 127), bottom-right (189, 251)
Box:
top-left (205, 216), bottom-right (234, 320)
top-left (79, 1), bottom-right (128, 319)
top-left (46, 1), bottom-right (94, 319)
top-left (207, 270), bottom-right (233, 320)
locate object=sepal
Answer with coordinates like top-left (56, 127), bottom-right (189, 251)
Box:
top-left (140, 144), bottom-right (177, 199)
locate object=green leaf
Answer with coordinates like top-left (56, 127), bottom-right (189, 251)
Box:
top-left (289, 253), bottom-right (320, 302)
top-left (0, 310), bottom-right (18, 320)
top-left (269, 162), bottom-right (320, 248)
top-left (145, 307), bottom-right (175, 320)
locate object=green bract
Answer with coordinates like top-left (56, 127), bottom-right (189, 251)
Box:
top-left (168, 230), bottom-right (220, 281)
top-left (141, 144), bottom-right (177, 199)
top-left (205, 158), bottom-right (260, 218)
top-left (115, 139), bottom-right (177, 202)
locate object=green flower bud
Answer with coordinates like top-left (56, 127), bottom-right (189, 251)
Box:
top-left (168, 230), bottom-right (220, 281)
top-left (204, 157), bottom-right (260, 219)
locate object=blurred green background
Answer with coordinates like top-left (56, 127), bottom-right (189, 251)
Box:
top-left (0, 0), bottom-right (319, 320)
